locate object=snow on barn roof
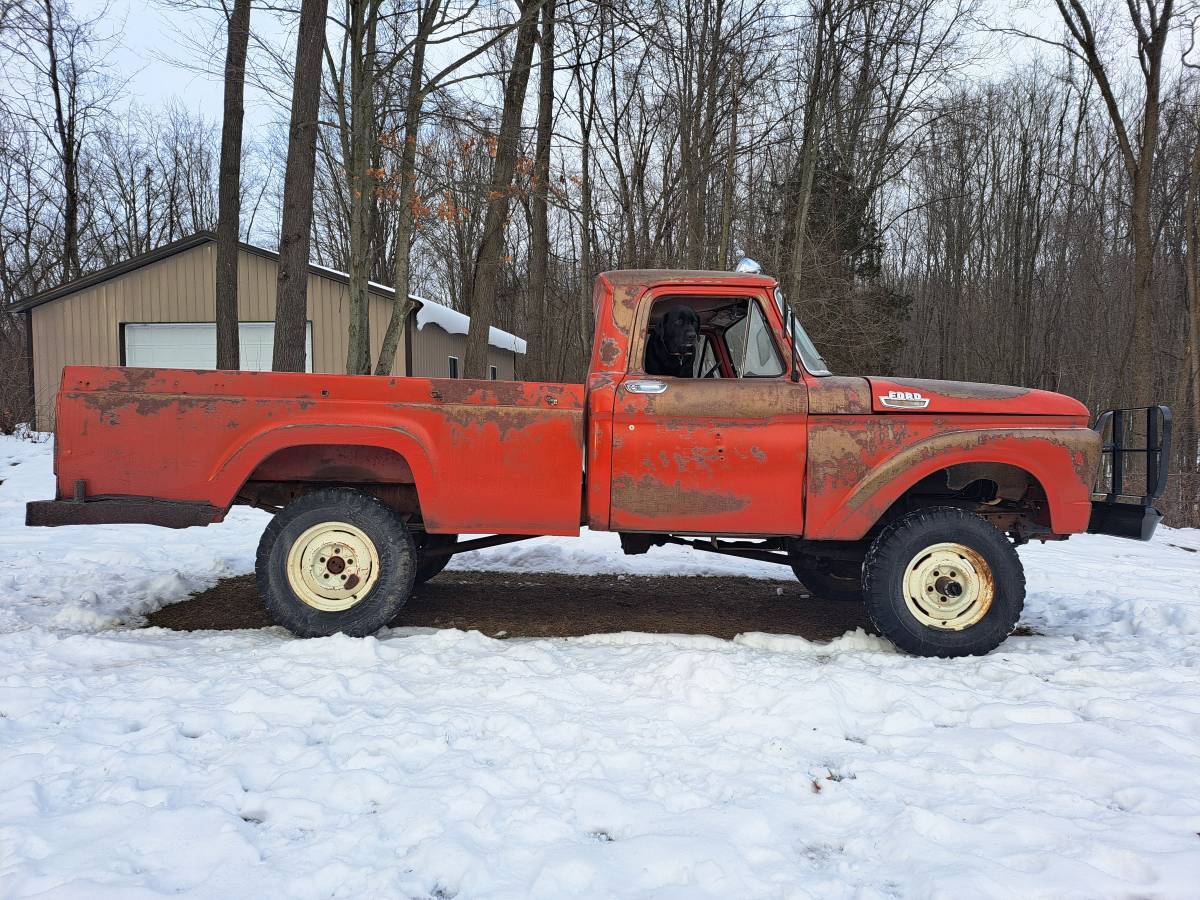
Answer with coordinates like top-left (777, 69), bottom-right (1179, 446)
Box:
top-left (307, 261), bottom-right (526, 355)
top-left (409, 295), bottom-right (526, 355)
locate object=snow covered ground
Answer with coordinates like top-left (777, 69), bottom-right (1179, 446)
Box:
top-left (1, 434), bottom-right (1199, 898)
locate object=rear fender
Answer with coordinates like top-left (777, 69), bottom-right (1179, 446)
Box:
top-left (211, 422), bottom-right (438, 517)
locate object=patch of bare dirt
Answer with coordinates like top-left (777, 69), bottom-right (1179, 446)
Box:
top-left (146, 571), bottom-right (872, 641)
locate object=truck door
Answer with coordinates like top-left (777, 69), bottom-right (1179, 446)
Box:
top-left (608, 292), bottom-right (808, 535)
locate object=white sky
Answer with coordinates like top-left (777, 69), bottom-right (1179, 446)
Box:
top-left (74, 0), bottom-right (1076, 145)
top-left (74, 0), bottom-right (293, 138)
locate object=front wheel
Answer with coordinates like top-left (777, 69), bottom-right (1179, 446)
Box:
top-left (255, 488), bottom-right (416, 638)
top-left (862, 507), bottom-right (1025, 657)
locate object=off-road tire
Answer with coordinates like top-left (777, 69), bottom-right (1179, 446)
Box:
top-left (862, 507), bottom-right (1025, 657)
top-left (256, 488), bottom-right (416, 638)
top-left (414, 532), bottom-right (457, 585)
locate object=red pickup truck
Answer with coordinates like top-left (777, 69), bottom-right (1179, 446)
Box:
top-left (27, 269), bottom-right (1171, 656)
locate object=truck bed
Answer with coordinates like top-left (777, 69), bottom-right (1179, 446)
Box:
top-left (36, 366), bottom-right (586, 535)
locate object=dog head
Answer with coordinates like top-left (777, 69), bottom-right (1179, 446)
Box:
top-left (659, 306), bottom-right (700, 359)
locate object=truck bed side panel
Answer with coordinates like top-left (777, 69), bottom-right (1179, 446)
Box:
top-left (53, 367), bottom-right (585, 535)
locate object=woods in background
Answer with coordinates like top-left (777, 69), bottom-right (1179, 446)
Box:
top-left (1, 0), bottom-right (1198, 524)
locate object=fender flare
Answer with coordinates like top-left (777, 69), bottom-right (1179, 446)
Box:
top-left (209, 422), bottom-right (441, 515)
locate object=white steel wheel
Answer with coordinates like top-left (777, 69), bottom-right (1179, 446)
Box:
top-left (285, 521), bottom-right (381, 612)
top-left (901, 541), bottom-right (993, 630)
top-left (862, 507), bottom-right (1024, 657)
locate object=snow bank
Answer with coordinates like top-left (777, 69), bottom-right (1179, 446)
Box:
top-left (2, 435), bottom-right (1200, 897)
top-left (0, 435), bottom-right (271, 632)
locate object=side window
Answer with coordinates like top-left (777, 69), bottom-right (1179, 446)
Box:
top-left (726, 301), bottom-right (784, 378)
top-left (693, 336), bottom-right (721, 378)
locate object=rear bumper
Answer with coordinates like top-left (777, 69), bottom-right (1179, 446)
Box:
top-left (1087, 501), bottom-right (1162, 541)
top-left (26, 497), bottom-right (220, 529)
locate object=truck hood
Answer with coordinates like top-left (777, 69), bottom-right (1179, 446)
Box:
top-left (866, 377), bottom-right (1089, 418)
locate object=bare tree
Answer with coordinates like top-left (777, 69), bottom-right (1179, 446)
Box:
top-left (462, 0), bottom-right (541, 378)
top-left (273, 0), bottom-right (331, 372)
top-left (10, 0), bottom-right (114, 281)
top-left (326, 0), bottom-right (382, 374)
top-left (523, 0), bottom-right (555, 380)
top-left (216, 0), bottom-right (251, 370)
top-left (1048, 0), bottom-right (1177, 403)
top-left (374, 0), bottom-right (545, 376)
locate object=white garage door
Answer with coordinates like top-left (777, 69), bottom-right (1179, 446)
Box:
top-left (123, 323), bottom-right (313, 372)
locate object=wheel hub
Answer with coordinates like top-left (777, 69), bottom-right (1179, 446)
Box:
top-left (285, 521), bottom-right (381, 612)
top-left (902, 542), bottom-right (993, 630)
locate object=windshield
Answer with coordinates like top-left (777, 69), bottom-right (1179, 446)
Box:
top-left (774, 288), bottom-right (831, 376)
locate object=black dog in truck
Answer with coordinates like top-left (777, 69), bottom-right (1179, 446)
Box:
top-left (644, 305), bottom-right (700, 377)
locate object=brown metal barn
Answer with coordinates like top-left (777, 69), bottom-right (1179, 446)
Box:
top-left (11, 232), bottom-right (525, 428)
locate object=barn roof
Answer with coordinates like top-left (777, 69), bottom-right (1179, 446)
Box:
top-left (11, 232), bottom-right (526, 354)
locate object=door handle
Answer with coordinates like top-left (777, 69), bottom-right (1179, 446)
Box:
top-left (624, 379), bottom-right (668, 394)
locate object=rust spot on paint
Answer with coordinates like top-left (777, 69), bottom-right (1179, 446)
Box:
top-left (73, 391), bottom-right (238, 426)
top-left (807, 376), bottom-right (871, 414)
top-left (424, 379), bottom-right (526, 407)
top-left (599, 338), bottom-right (621, 366)
top-left (888, 378), bottom-right (1031, 401)
top-left (611, 474), bottom-right (747, 518)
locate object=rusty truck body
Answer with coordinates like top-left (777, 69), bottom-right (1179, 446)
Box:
top-left (27, 269), bottom-right (1171, 656)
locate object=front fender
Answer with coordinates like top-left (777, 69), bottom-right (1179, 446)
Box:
top-left (804, 420), bottom-right (1101, 540)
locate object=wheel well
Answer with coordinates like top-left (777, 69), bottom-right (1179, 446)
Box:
top-left (234, 444), bottom-right (422, 518)
top-left (876, 462), bottom-right (1050, 542)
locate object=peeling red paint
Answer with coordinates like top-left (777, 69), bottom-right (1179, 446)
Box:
top-left (611, 474), bottom-right (747, 519)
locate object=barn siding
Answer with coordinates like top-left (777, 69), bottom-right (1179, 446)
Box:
top-left (29, 244), bottom-right (412, 427)
top-left (405, 315), bottom-right (517, 380)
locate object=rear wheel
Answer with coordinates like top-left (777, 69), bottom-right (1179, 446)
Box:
top-left (256, 488), bottom-right (416, 638)
top-left (413, 532), bottom-right (457, 585)
top-left (862, 506), bottom-right (1024, 657)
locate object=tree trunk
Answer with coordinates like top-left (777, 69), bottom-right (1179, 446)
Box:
top-left (462, 0), bottom-right (541, 378)
top-left (1127, 172), bottom-right (1155, 404)
top-left (717, 89), bottom-right (738, 268)
top-left (576, 69), bottom-right (596, 371)
top-left (1184, 136), bottom-right (1200, 476)
top-left (41, 0), bottom-right (81, 281)
top-left (788, 0), bottom-right (833, 305)
top-left (374, 4), bottom-right (439, 377)
top-left (345, 0), bottom-right (380, 375)
top-left (525, 0), bottom-right (555, 382)
top-left (215, 0), bottom-right (251, 371)
top-left (272, 0), bottom-right (329, 373)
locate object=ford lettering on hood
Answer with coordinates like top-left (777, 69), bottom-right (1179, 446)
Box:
top-left (867, 377), bottom-right (1090, 419)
